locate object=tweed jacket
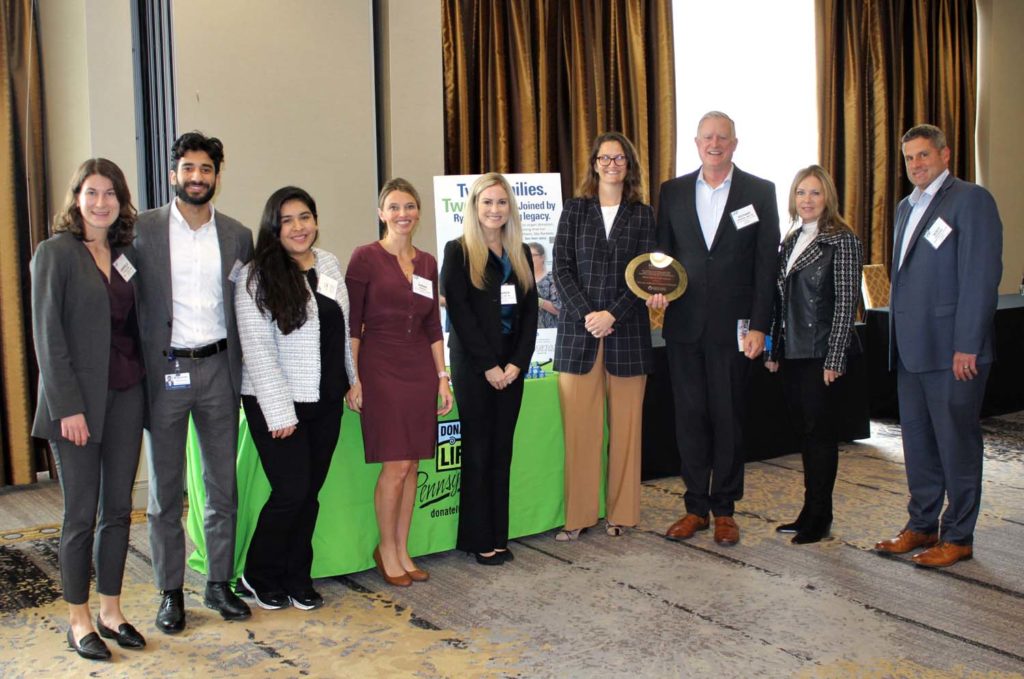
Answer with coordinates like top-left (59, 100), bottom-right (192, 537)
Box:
top-left (553, 197), bottom-right (655, 376)
top-left (133, 203), bottom-right (254, 410)
top-left (31, 233), bottom-right (141, 442)
top-left (656, 165), bottom-right (780, 345)
top-left (767, 226), bottom-right (863, 373)
top-left (237, 248), bottom-right (357, 431)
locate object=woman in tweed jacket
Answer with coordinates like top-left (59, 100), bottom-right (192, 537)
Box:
top-left (235, 186), bottom-right (356, 610)
top-left (765, 165), bottom-right (863, 544)
top-left (553, 132), bottom-right (656, 540)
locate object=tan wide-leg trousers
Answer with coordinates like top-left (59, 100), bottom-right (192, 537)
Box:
top-left (558, 340), bottom-right (646, 530)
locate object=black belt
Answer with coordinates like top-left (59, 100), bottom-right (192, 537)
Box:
top-left (164, 339), bottom-right (227, 359)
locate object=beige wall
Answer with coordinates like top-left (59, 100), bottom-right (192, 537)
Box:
top-left (172, 0), bottom-right (379, 264)
top-left (977, 0), bottom-right (1024, 294)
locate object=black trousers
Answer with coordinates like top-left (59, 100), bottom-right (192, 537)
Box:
top-left (665, 338), bottom-right (752, 517)
top-left (452, 339), bottom-right (525, 553)
top-left (242, 395), bottom-right (343, 595)
top-left (781, 358), bottom-right (839, 527)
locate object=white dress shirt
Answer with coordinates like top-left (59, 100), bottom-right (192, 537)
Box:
top-left (169, 200), bottom-right (227, 348)
top-left (695, 165), bottom-right (734, 249)
top-left (898, 169), bottom-right (949, 269)
top-left (786, 220), bottom-right (819, 275)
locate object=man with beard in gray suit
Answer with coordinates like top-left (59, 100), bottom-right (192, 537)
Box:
top-left (134, 132), bottom-right (254, 632)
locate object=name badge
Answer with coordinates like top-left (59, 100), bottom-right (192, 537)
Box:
top-left (924, 217), bottom-right (952, 249)
top-left (316, 272), bottom-right (338, 298)
top-left (412, 274), bottom-right (433, 299)
top-left (500, 284), bottom-right (517, 305)
top-left (228, 259), bottom-right (244, 284)
top-left (731, 205), bottom-right (759, 229)
top-left (164, 372), bottom-right (192, 390)
top-left (113, 254), bottom-right (136, 282)
top-left (736, 318), bottom-right (750, 352)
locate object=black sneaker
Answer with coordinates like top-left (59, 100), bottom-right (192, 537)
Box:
top-left (289, 589), bottom-right (324, 611)
top-left (239, 575), bottom-right (288, 610)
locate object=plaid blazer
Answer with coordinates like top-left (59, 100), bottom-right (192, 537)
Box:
top-left (553, 197), bottom-right (655, 376)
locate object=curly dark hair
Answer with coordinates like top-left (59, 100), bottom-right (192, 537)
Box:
top-left (170, 131), bottom-right (225, 174)
top-left (51, 158), bottom-right (137, 245)
top-left (247, 186), bottom-right (319, 335)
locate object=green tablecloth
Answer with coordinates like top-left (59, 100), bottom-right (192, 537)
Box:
top-left (185, 372), bottom-right (587, 578)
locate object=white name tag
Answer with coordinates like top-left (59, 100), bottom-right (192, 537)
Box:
top-left (113, 254), bottom-right (136, 282)
top-left (737, 318), bottom-right (750, 352)
top-left (731, 205), bottom-right (759, 229)
top-left (164, 372), bottom-right (192, 390)
top-left (412, 274), bottom-right (433, 299)
top-left (316, 272), bottom-right (338, 298)
top-left (228, 259), bottom-right (244, 284)
top-left (924, 217), bottom-right (952, 249)
top-left (500, 284), bottom-right (517, 305)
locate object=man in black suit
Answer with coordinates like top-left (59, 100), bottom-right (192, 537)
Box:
top-left (654, 111), bottom-right (780, 545)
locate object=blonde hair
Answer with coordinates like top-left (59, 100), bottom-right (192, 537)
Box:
top-left (460, 172), bottom-right (534, 292)
top-left (377, 177), bottom-right (421, 236)
top-left (786, 164), bottom-right (853, 240)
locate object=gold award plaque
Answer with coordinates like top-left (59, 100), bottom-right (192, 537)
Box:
top-left (625, 252), bottom-right (687, 301)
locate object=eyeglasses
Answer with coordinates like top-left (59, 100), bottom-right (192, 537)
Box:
top-left (596, 154), bottom-right (627, 167)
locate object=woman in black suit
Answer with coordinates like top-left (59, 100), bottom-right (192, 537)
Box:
top-left (765, 165), bottom-right (863, 544)
top-left (440, 172), bottom-right (538, 565)
top-left (31, 159), bottom-right (147, 660)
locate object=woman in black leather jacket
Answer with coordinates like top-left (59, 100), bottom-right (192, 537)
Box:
top-left (765, 165), bottom-right (863, 544)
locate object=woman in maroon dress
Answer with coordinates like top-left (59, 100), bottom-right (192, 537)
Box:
top-left (345, 178), bottom-right (453, 586)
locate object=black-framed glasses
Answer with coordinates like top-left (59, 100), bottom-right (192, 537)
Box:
top-left (596, 154), bottom-right (627, 166)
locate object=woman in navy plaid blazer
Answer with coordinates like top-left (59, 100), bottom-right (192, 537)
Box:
top-left (553, 132), bottom-right (655, 540)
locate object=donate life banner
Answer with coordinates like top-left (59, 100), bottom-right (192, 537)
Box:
top-left (433, 173), bottom-right (563, 364)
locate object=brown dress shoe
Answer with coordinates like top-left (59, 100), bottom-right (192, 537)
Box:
top-left (665, 514), bottom-right (710, 540)
top-left (911, 542), bottom-right (973, 568)
top-left (713, 516), bottom-right (740, 545)
top-left (874, 529), bottom-right (938, 555)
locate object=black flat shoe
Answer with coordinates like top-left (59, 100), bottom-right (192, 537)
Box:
top-left (156, 589), bottom-right (185, 634)
top-left (495, 547), bottom-right (514, 562)
top-left (475, 551), bottom-right (504, 566)
top-left (204, 581), bottom-right (252, 620)
top-left (775, 521), bottom-right (801, 534)
top-left (96, 615), bottom-right (146, 648)
top-left (238, 575), bottom-right (288, 610)
top-left (792, 523), bottom-right (832, 545)
top-left (67, 628), bottom-right (111, 660)
top-left (289, 589), bottom-right (324, 611)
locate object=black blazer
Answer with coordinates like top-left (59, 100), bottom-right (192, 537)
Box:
top-left (656, 165), bottom-right (780, 345)
top-left (440, 239), bottom-right (538, 374)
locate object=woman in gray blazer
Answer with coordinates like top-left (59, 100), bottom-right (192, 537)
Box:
top-left (235, 187), bottom-right (356, 611)
top-left (32, 159), bottom-right (147, 660)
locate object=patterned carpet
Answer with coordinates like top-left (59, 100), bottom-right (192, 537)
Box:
top-left (1, 413), bottom-right (1022, 678)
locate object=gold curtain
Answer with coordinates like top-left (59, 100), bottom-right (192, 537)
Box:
top-left (817, 0), bottom-right (976, 270)
top-left (1, 0), bottom-right (47, 486)
top-left (441, 0), bottom-right (676, 209)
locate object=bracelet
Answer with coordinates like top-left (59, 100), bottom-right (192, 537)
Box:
top-left (438, 370), bottom-right (451, 381)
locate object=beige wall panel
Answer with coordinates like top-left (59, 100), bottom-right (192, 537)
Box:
top-left (977, 0), bottom-right (1024, 293)
top-left (172, 0), bottom-right (378, 263)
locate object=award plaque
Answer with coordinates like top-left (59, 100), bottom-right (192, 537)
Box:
top-left (625, 252), bottom-right (687, 301)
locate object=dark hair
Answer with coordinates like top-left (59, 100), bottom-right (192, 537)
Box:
top-left (901, 124), bottom-right (947, 150)
top-left (170, 131), bottom-right (225, 174)
top-left (246, 186), bottom-right (319, 335)
top-left (51, 158), bottom-right (137, 245)
top-left (577, 131), bottom-right (646, 204)
top-left (529, 242), bottom-right (545, 257)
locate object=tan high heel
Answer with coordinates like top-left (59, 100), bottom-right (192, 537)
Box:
top-left (373, 546), bottom-right (412, 587)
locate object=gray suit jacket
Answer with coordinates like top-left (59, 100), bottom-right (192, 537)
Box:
top-left (133, 203), bottom-right (254, 410)
top-left (31, 232), bottom-right (139, 441)
top-left (889, 174), bottom-right (1003, 373)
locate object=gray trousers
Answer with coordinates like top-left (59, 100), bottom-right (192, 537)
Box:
top-left (52, 383), bottom-right (144, 605)
top-left (146, 351), bottom-right (239, 589)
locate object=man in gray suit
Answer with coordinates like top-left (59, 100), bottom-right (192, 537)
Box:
top-left (135, 132), bottom-right (254, 631)
top-left (875, 124), bottom-right (1003, 568)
